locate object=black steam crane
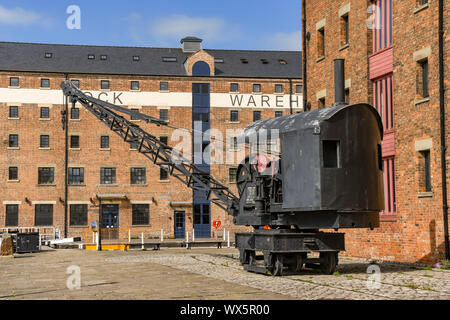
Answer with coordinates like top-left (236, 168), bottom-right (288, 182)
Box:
top-left (61, 59), bottom-right (384, 275)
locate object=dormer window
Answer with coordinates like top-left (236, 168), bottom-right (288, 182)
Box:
top-left (163, 57), bottom-right (177, 62)
top-left (279, 59), bottom-right (287, 65)
top-left (88, 54), bottom-right (95, 60)
top-left (261, 59), bottom-right (269, 64)
top-left (215, 58), bottom-right (224, 63)
top-left (240, 59), bottom-right (249, 64)
top-left (133, 56), bottom-right (140, 62)
top-left (100, 55), bottom-right (108, 61)
top-left (45, 52), bottom-right (53, 59)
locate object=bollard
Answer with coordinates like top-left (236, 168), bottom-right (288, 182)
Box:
top-left (92, 232), bottom-right (95, 244)
top-left (192, 230), bottom-right (195, 242)
top-left (161, 229), bottom-right (163, 242)
top-left (223, 228), bottom-right (226, 241)
top-left (96, 232), bottom-right (99, 251)
top-left (227, 231), bottom-right (230, 248)
top-left (186, 231), bottom-right (189, 249)
top-left (141, 232), bottom-right (144, 250)
top-left (128, 229), bottom-right (131, 244)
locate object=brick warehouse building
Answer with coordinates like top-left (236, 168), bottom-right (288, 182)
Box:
top-left (0, 37), bottom-right (302, 241)
top-left (303, 0), bottom-right (449, 263)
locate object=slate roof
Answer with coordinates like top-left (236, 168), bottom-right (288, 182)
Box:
top-left (0, 41), bottom-right (302, 79)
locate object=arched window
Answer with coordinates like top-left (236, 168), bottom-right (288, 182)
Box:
top-left (192, 61), bottom-right (210, 76)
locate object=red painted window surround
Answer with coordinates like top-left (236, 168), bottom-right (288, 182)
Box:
top-left (372, 0), bottom-right (393, 53)
top-left (373, 74), bottom-right (397, 219)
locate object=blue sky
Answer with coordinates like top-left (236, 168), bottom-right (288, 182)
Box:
top-left (0, 0), bottom-right (301, 51)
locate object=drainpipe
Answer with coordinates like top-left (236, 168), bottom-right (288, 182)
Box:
top-left (302, 0), bottom-right (308, 111)
top-left (289, 78), bottom-right (293, 115)
top-left (63, 74), bottom-right (69, 239)
top-left (438, 0), bottom-right (449, 260)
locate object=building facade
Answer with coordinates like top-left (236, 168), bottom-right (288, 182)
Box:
top-left (304, 0), bottom-right (449, 263)
top-left (0, 38), bottom-right (302, 241)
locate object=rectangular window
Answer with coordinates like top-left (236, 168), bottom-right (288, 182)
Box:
top-left (100, 168), bottom-right (116, 185)
top-left (275, 84), bottom-right (283, 93)
top-left (322, 140), bottom-right (340, 168)
top-left (230, 83), bottom-right (239, 92)
top-left (70, 135), bottom-right (80, 149)
top-left (68, 168), bottom-right (84, 185)
top-left (422, 150), bottom-right (432, 192)
top-left (345, 88), bottom-right (350, 104)
top-left (160, 136), bottom-right (168, 145)
top-left (71, 80), bottom-right (80, 88)
top-left (131, 81), bottom-right (140, 91)
top-left (101, 136), bottom-right (110, 149)
top-left (132, 204), bottom-right (150, 225)
top-left (10, 77), bottom-right (19, 87)
top-left (9, 167), bottom-right (18, 181)
top-left (229, 168), bottom-right (237, 183)
top-left (9, 134), bottom-right (18, 148)
top-left (101, 80), bottom-right (110, 90)
top-left (253, 84), bottom-right (261, 93)
top-left (131, 168), bottom-right (146, 185)
top-left (5, 204), bottom-right (19, 227)
top-left (373, 74), bottom-right (394, 131)
top-left (40, 135), bottom-right (50, 148)
top-left (38, 168), bottom-right (54, 185)
top-left (341, 14), bottom-right (349, 46)
top-left (419, 60), bottom-right (429, 98)
top-left (35, 204), bottom-right (53, 226)
top-left (296, 85), bottom-right (303, 94)
top-left (275, 111), bottom-right (283, 118)
top-left (41, 79), bottom-right (50, 88)
top-left (159, 109), bottom-right (169, 121)
top-left (372, 0), bottom-right (393, 53)
top-left (318, 28), bottom-right (325, 57)
top-left (253, 111), bottom-right (261, 122)
top-left (70, 204), bottom-right (88, 226)
top-left (9, 106), bottom-right (18, 118)
top-left (162, 57), bottom-right (177, 62)
top-left (40, 107), bottom-right (50, 119)
top-left (71, 107), bottom-right (79, 120)
top-left (318, 97), bottom-right (326, 109)
top-left (160, 166), bottom-right (169, 181)
top-left (160, 82), bottom-right (169, 91)
top-left (230, 110), bottom-right (239, 122)
top-left (382, 157), bottom-right (396, 215)
top-left (130, 108), bottom-right (140, 121)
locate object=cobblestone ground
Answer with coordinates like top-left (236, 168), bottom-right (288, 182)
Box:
top-left (0, 248), bottom-right (449, 300)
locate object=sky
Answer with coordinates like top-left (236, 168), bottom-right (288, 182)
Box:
top-left (0, 0), bottom-right (302, 51)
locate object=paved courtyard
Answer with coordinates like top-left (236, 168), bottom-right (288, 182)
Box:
top-left (0, 247), bottom-right (449, 300)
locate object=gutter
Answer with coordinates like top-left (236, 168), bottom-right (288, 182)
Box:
top-left (438, 0), bottom-right (449, 260)
top-left (302, 0), bottom-right (308, 111)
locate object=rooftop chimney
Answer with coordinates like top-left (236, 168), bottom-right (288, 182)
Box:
top-left (181, 36), bottom-right (203, 53)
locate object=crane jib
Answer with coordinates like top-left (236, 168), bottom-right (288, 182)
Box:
top-left (60, 80), bottom-right (240, 216)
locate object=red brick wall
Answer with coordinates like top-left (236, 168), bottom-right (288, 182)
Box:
top-left (305, 0), bottom-right (449, 264)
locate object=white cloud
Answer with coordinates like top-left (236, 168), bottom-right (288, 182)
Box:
top-left (0, 5), bottom-right (42, 26)
top-left (266, 31), bottom-right (302, 51)
top-left (149, 14), bottom-right (230, 42)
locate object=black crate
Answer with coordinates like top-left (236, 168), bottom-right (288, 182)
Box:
top-left (16, 233), bottom-right (40, 253)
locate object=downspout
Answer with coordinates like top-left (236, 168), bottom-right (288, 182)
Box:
top-left (289, 78), bottom-right (293, 115)
top-left (438, 0), bottom-right (449, 260)
top-left (63, 74), bottom-right (69, 239)
top-left (302, 0), bottom-right (308, 111)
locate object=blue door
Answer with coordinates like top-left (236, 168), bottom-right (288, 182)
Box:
top-left (174, 211), bottom-right (185, 239)
top-left (194, 203), bottom-right (211, 238)
top-left (101, 204), bottom-right (119, 240)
